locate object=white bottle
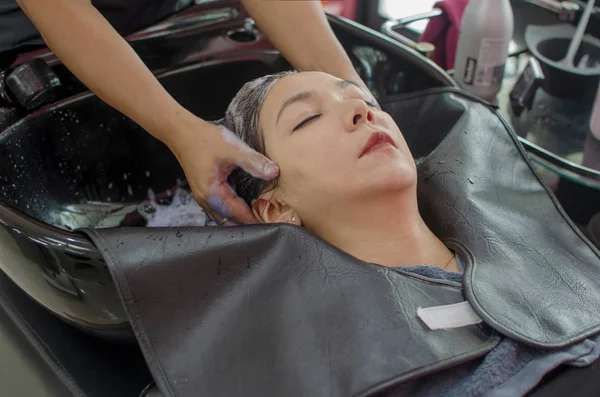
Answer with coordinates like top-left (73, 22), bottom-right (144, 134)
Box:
top-left (590, 80), bottom-right (600, 141)
top-left (453, 0), bottom-right (514, 101)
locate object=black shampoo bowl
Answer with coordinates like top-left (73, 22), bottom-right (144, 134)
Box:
top-left (0, 60), bottom-right (279, 338)
top-left (0, 1), bottom-right (454, 338)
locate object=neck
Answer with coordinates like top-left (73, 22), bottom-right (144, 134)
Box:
top-left (310, 191), bottom-right (457, 271)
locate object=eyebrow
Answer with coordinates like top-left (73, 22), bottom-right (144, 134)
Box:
top-left (275, 79), bottom-right (361, 125)
top-left (276, 91), bottom-right (314, 125)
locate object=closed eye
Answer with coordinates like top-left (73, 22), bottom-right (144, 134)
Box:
top-left (293, 114), bottom-right (321, 131)
top-left (291, 99), bottom-right (375, 132)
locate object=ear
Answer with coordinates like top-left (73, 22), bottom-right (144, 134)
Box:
top-left (252, 195), bottom-right (299, 225)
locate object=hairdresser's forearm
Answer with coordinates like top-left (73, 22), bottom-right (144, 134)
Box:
top-left (16, 0), bottom-right (195, 146)
top-left (242, 0), bottom-right (363, 87)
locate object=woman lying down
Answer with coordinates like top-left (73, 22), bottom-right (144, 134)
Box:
top-left (220, 70), bottom-right (600, 397)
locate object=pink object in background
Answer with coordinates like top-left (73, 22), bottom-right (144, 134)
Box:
top-left (322, 0), bottom-right (357, 20)
top-left (420, 0), bottom-right (470, 70)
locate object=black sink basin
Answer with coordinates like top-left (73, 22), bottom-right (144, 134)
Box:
top-left (0, 1), bottom-right (454, 338)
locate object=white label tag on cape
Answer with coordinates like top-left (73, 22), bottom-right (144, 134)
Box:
top-left (417, 301), bottom-right (483, 330)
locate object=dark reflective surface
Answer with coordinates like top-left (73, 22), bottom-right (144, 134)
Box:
top-left (0, 58), bottom-right (283, 331)
top-left (0, 1), bottom-right (453, 334)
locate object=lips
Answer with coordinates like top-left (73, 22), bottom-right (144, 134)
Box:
top-left (359, 131), bottom-right (397, 158)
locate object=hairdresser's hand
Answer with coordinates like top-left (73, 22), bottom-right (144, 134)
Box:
top-left (167, 119), bottom-right (279, 225)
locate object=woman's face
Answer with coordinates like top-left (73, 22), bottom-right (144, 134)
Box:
top-left (255, 72), bottom-right (417, 224)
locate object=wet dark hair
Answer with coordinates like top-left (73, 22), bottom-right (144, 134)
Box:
top-left (223, 70), bottom-right (303, 206)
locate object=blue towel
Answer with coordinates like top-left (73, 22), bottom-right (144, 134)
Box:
top-left (386, 257), bottom-right (600, 397)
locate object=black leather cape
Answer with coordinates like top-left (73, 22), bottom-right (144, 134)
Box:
top-left (82, 89), bottom-right (600, 397)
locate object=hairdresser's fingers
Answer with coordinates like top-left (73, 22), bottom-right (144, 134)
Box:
top-left (168, 121), bottom-right (266, 224)
top-left (191, 164), bottom-right (257, 225)
top-left (195, 197), bottom-right (240, 226)
top-left (200, 204), bottom-right (224, 224)
top-left (232, 149), bottom-right (280, 180)
top-left (209, 209), bottom-right (239, 227)
top-left (218, 125), bottom-right (280, 181)
top-left (211, 182), bottom-right (259, 225)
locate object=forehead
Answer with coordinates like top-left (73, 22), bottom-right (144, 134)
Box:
top-left (272, 71), bottom-right (338, 95)
top-left (260, 72), bottom-right (341, 120)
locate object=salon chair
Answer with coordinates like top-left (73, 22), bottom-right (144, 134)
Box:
top-left (0, 1), bottom-right (598, 396)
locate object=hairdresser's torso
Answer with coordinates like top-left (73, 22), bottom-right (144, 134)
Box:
top-left (0, 0), bottom-right (193, 60)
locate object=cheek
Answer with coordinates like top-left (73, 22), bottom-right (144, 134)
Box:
top-left (277, 144), bottom-right (340, 188)
top-left (270, 137), bottom-right (352, 204)
top-left (275, 127), bottom-right (349, 176)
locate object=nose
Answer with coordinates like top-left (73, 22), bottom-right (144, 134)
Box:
top-left (345, 99), bottom-right (374, 132)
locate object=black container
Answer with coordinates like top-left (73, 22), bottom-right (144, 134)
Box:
top-left (526, 23), bottom-right (600, 101)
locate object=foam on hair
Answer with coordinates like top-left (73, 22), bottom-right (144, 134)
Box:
top-left (223, 69), bottom-right (303, 206)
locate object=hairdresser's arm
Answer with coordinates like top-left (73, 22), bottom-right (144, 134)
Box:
top-left (241, 0), bottom-right (368, 91)
top-left (16, 0), bottom-right (278, 224)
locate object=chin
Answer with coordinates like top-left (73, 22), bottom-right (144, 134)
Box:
top-left (360, 165), bottom-right (417, 194)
